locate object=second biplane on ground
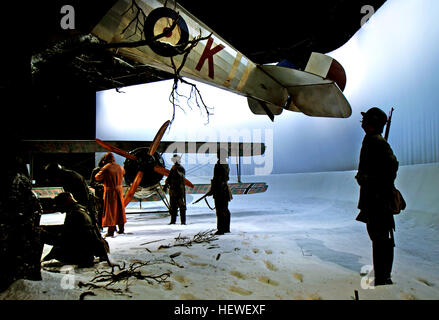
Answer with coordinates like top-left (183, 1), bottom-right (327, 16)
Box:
top-left (28, 120), bottom-right (268, 213)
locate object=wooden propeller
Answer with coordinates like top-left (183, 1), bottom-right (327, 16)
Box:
top-left (123, 120), bottom-right (170, 206)
top-left (149, 120), bottom-right (170, 156)
top-left (123, 171), bottom-right (144, 207)
top-left (96, 120), bottom-right (193, 208)
top-left (95, 138), bottom-right (137, 161)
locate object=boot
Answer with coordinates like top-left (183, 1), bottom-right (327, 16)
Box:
top-left (117, 224), bottom-right (125, 234)
top-left (224, 209), bottom-right (231, 233)
top-left (180, 209), bottom-right (186, 225)
top-left (372, 239), bottom-right (394, 285)
top-left (104, 226), bottom-right (116, 238)
top-left (169, 207), bottom-right (177, 224)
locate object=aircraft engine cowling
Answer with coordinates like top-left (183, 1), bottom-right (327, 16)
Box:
top-left (123, 147), bottom-right (165, 188)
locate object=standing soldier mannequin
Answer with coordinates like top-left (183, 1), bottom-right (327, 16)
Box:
top-left (208, 148), bottom-right (232, 235)
top-left (164, 154), bottom-right (187, 225)
top-left (95, 152), bottom-right (126, 238)
top-left (355, 107), bottom-right (399, 286)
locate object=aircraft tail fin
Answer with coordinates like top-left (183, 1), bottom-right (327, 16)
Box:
top-left (252, 53), bottom-right (351, 118)
top-left (304, 52), bottom-right (346, 92)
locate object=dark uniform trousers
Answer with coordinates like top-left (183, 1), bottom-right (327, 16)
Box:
top-left (41, 225), bottom-right (95, 266)
top-left (214, 198), bottom-right (231, 233)
top-left (366, 216), bottom-right (395, 281)
top-left (40, 203), bottom-right (105, 266)
top-left (169, 196), bottom-right (186, 224)
top-left (211, 162), bottom-right (232, 234)
top-left (166, 163), bottom-right (186, 225)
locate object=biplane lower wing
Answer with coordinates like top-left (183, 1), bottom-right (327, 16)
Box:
top-left (33, 182), bottom-right (268, 213)
top-left (187, 182), bottom-right (268, 196)
top-left (126, 182), bottom-right (269, 202)
top-left (32, 187), bottom-right (65, 213)
top-left (122, 182), bottom-right (268, 201)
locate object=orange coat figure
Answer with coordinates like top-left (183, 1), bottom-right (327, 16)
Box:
top-left (95, 152), bottom-right (126, 237)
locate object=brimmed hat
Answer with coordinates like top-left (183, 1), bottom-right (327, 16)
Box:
top-left (171, 154), bottom-right (181, 164)
top-left (361, 107), bottom-right (388, 127)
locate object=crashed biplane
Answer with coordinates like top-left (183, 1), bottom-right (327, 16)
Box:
top-left (91, 0), bottom-right (351, 121)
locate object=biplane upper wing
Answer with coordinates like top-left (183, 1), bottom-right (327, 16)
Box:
top-left (91, 0), bottom-right (352, 121)
top-left (23, 140), bottom-right (265, 157)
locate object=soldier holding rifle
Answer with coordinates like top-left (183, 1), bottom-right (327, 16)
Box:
top-left (355, 107), bottom-right (403, 286)
top-left (194, 148), bottom-right (232, 235)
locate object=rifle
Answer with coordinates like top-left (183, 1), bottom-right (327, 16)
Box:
top-left (192, 191), bottom-right (211, 204)
top-left (384, 107), bottom-right (394, 141)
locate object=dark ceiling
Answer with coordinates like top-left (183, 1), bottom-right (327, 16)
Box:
top-left (2, 0), bottom-right (386, 142)
top-left (177, 0), bottom-right (387, 67)
top-left (31, 0), bottom-right (387, 66)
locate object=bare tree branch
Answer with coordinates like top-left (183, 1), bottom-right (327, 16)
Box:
top-left (168, 31), bottom-right (214, 126)
top-left (158, 229), bottom-right (218, 249)
top-left (32, 0), bottom-right (215, 126)
top-left (78, 257), bottom-right (180, 295)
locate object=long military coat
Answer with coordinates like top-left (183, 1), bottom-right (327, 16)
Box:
top-left (165, 163), bottom-right (186, 207)
top-left (211, 161), bottom-right (232, 202)
top-left (356, 133), bottom-right (398, 228)
top-left (95, 162), bottom-right (126, 227)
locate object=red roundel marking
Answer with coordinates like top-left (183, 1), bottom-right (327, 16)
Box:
top-left (144, 7), bottom-right (189, 57)
top-left (162, 27), bottom-right (173, 38)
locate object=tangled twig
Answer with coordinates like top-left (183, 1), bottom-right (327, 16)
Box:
top-left (168, 31), bottom-right (213, 126)
top-left (105, 0), bottom-right (180, 49)
top-left (121, 0), bottom-right (147, 40)
top-left (158, 229), bottom-right (218, 250)
top-left (78, 258), bottom-right (178, 295)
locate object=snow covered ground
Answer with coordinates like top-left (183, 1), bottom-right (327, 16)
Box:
top-left (1, 163), bottom-right (439, 300)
